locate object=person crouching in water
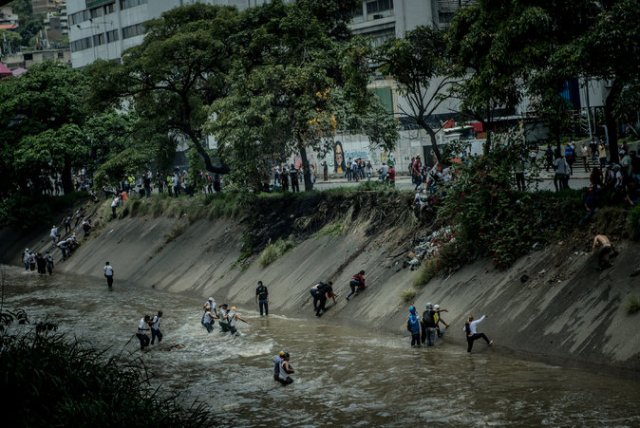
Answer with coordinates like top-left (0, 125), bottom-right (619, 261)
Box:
top-left (346, 270), bottom-right (366, 301)
top-left (407, 306), bottom-right (422, 347)
top-left (201, 301), bottom-right (215, 333)
top-left (278, 351), bottom-right (295, 386)
top-left (273, 351), bottom-right (285, 381)
top-left (136, 315), bottom-right (151, 350)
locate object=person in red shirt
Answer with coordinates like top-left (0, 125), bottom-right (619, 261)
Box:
top-left (346, 270), bottom-right (366, 301)
top-left (387, 166), bottom-right (396, 186)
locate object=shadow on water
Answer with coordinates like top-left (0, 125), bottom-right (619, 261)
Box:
top-left (3, 266), bottom-right (640, 427)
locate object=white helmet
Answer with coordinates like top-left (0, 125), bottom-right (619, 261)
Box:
top-left (434, 304), bottom-right (440, 310)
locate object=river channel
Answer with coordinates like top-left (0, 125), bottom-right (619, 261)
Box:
top-left (2, 266), bottom-right (639, 427)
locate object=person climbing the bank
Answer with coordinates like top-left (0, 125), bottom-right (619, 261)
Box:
top-left (315, 281), bottom-right (336, 317)
top-left (278, 351), bottom-right (295, 386)
top-left (103, 261), bottom-right (114, 289)
top-left (273, 350), bottom-right (285, 381)
top-left (421, 303), bottom-right (437, 346)
top-left (592, 234), bottom-right (618, 270)
top-left (227, 306), bottom-right (248, 335)
top-left (50, 224), bottom-right (60, 245)
top-left (256, 281), bottom-right (269, 316)
top-left (464, 314), bottom-right (493, 353)
top-left (82, 218), bottom-right (92, 237)
top-left (433, 304), bottom-right (449, 338)
top-left (346, 270), bottom-right (366, 301)
top-left (136, 315), bottom-right (151, 351)
top-left (150, 310), bottom-right (163, 345)
top-left (407, 306), bottom-right (422, 347)
top-left (111, 195), bottom-right (120, 219)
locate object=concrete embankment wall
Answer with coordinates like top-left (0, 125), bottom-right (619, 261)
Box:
top-left (3, 210), bottom-right (640, 372)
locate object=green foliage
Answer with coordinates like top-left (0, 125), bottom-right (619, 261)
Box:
top-left (0, 192), bottom-right (88, 230)
top-left (438, 139), bottom-right (582, 269)
top-left (86, 4), bottom-right (235, 177)
top-left (0, 311), bottom-right (214, 426)
top-left (627, 203), bottom-right (640, 240)
top-left (626, 295), bottom-right (640, 315)
top-left (314, 222), bottom-right (344, 238)
top-left (258, 237), bottom-right (295, 267)
top-left (400, 288), bottom-right (417, 303)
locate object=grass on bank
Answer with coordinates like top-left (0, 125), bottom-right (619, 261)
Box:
top-left (258, 237), bottom-right (295, 267)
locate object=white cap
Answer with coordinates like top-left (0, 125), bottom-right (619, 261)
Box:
top-left (434, 304), bottom-right (440, 310)
top-left (208, 297), bottom-right (214, 301)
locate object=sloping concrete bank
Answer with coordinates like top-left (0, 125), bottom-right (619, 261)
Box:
top-left (3, 205), bottom-right (640, 373)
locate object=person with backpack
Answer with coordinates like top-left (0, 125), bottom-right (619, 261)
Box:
top-left (315, 281), bottom-right (336, 317)
top-left (255, 281), bottom-right (269, 316)
top-left (407, 306), bottom-right (422, 347)
top-left (464, 314), bottom-right (493, 353)
top-left (136, 315), bottom-right (151, 351)
top-left (346, 270), bottom-right (366, 301)
top-left (421, 303), bottom-right (437, 346)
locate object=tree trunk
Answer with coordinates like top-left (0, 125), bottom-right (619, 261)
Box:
top-left (299, 142), bottom-right (313, 191)
top-left (62, 159), bottom-right (74, 195)
top-left (185, 128), bottom-right (230, 175)
top-left (418, 118), bottom-right (442, 163)
top-left (604, 78), bottom-right (622, 164)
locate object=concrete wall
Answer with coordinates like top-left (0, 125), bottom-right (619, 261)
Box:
top-left (6, 208), bottom-right (635, 372)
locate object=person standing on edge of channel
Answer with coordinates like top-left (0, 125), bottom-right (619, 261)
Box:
top-left (103, 261), bottom-right (114, 290)
top-left (464, 314), bottom-right (493, 353)
top-left (150, 311), bottom-right (163, 345)
top-left (256, 280), bottom-right (269, 316)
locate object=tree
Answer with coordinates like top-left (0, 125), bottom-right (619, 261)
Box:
top-left (87, 4), bottom-right (238, 177)
top-left (568, 0), bottom-right (640, 161)
top-left (378, 26), bottom-right (454, 163)
top-left (446, 1), bottom-right (555, 153)
top-left (209, 0), bottom-right (397, 191)
top-left (15, 125), bottom-right (89, 193)
top-left (0, 62), bottom-right (89, 195)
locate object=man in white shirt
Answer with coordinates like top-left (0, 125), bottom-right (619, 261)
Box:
top-left (103, 262), bottom-right (114, 289)
top-left (150, 311), bottom-right (163, 345)
top-left (464, 314), bottom-right (493, 352)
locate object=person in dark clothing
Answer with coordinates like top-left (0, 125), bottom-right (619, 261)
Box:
top-left (35, 252), bottom-right (46, 275)
top-left (579, 185), bottom-right (599, 225)
top-left (256, 281), bottom-right (269, 316)
top-left (280, 168), bottom-right (289, 192)
top-left (290, 166), bottom-right (300, 192)
top-left (45, 252), bottom-right (54, 275)
top-left (421, 303), bottom-right (437, 346)
top-left (136, 315), bottom-right (151, 350)
top-left (315, 281), bottom-right (336, 317)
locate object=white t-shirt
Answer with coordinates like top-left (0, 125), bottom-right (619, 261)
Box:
top-left (104, 265), bottom-right (114, 276)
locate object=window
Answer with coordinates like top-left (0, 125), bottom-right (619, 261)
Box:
top-left (122, 23), bottom-right (145, 39)
top-left (366, 0), bottom-right (393, 14)
top-left (120, 0), bottom-right (148, 10)
top-left (70, 37), bottom-right (93, 52)
top-left (57, 52), bottom-right (64, 58)
top-left (106, 29), bottom-right (119, 43)
top-left (90, 7), bottom-right (104, 19)
top-left (23, 53), bottom-right (33, 60)
top-left (93, 33), bottom-right (105, 46)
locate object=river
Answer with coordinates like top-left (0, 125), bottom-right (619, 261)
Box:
top-left (2, 266), bottom-right (639, 427)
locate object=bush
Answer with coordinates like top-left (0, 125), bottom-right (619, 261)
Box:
top-left (400, 287), bottom-right (417, 303)
top-left (626, 295), bottom-right (640, 315)
top-left (627, 205), bottom-right (640, 240)
top-left (258, 237), bottom-right (295, 267)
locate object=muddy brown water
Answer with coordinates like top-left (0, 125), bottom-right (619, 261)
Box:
top-left (3, 266), bottom-right (639, 427)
